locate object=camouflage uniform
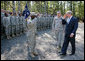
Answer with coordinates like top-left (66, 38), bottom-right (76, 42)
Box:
top-left (19, 16), bottom-right (23, 34)
top-left (52, 16), bottom-right (65, 49)
top-left (41, 17), bottom-right (44, 30)
top-left (22, 16), bottom-right (27, 33)
top-left (10, 16), bottom-right (16, 37)
top-left (3, 16), bottom-right (11, 39)
top-left (15, 16), bottom-right (20, 36)
top-left (1, 12), bottom-right (5, 39)
top-left (36, 17), bottom-right (41, 31)
top-left (8, 14), bottom-right (12, 37)
top-left (50, 16), bottom-right (54, 29)
top-left (46, 16), bottom-right (50, 29)
top-left (26, 18), bottom-right (38, 57)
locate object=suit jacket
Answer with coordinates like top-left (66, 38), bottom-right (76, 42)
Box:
top-left (62, 16), bottom-right (78, 37)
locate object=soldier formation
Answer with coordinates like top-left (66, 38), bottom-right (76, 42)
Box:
top-left (1, 11), bottom-right (55, 40)
top-left (1, 12), bottom-right (27, 39)
top-left (36, 16), bottom-right (54, 31)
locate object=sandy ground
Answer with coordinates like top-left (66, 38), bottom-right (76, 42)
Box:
top-left (1, 23), bottom-right (84, 60)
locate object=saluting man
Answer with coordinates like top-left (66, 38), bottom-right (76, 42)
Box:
top-left (26, 16), bottom-right (38, 57)
top-left (22, 3), bottom-right (38, 57)
top-left (60, 11), bottom-right (78, 56)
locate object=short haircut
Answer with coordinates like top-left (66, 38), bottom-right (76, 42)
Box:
top-left (66, 11), bottom-right (72, 14)
top-left (4, 13), bottom-right (8, 17)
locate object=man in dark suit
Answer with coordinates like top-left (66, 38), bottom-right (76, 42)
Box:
top-left (60, 11), bottom-right (78, 55)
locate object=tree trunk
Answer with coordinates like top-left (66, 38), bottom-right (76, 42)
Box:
top-left (59, 1), bottom-right (63, 15)
top-left (41, 1), bottom-right (42, 14)
top-left (4, 1), bottom-right (6, 10)
top-left (47, 1), bottom-right (48, 15)
top-left (12, 1), bottom-right (15, 14)
top-left (27, 1), bottom-right (31, 11)
top-left (1, 1), bottom-right (4, 9)
top-left (73, 1), bottom-right (75, 16)
top-left (79, 1), bottom-right (82, 19)
top-left (63, 1), bottom-right (65, 14)
top-left (18, 1), bottom-right (21, 12)
top-left (44, 1), bottom-right (47, 14)
top-left (70, 1), bottom-right (72, 11)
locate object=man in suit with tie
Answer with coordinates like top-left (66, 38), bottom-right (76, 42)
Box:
top-left (60, 11), bottom-right (78, 55)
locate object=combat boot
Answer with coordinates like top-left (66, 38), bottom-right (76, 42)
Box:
top-left (16, 33), bottom-right (19, 36)
top-left (12, 34), bottom-right (15, 37)
top-left (32, 52), bottom-right (38, 56)
top-left (30, 53), bottom-right (35, 57)
top-left (7, 36), bottom-right (10, 39)
top-left (9, 36), bottom-right (12, 39)
top-left (57, 46), bottom-right (61, 53)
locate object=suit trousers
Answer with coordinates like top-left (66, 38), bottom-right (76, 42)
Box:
top-left (61, 34), bottom-right (75, 54)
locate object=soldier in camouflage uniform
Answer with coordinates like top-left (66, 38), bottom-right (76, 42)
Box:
top-left (15, 13), bottom-right (20, 36)
top-left (10, 13), bottom-right (16, 37)
top-left (26, 17), bottom-right (38, 57)
top-left (50, 16), bottom-right (54, 29)
top-left (1, 12), bottom-right (5, 39)
top-left (37, 17), bottom-right (41, 31)
top-left (19, 13), bottom-right (23, 35)
top-left (43, 17), bottom-right (47, 29)
top-left (52, 11), bottom-right (65, 52)
top-left (22, 15), bottom-right (27, 33)
top-left (3, 13), bottom-right (11, 39)
top-left (8, 12), bottom-right (12, 37)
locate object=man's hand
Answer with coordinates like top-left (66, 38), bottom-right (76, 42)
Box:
top-left (70, 33), bottom-right (74, 38)
top-left (63, 14), bottom-right (67, 19)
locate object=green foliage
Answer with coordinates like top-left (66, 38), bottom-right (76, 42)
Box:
top-left (1, 1), bottom-right (84, 21)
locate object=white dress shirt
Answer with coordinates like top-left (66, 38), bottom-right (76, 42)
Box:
top-left (67, 16), bottom-right (72, 24)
